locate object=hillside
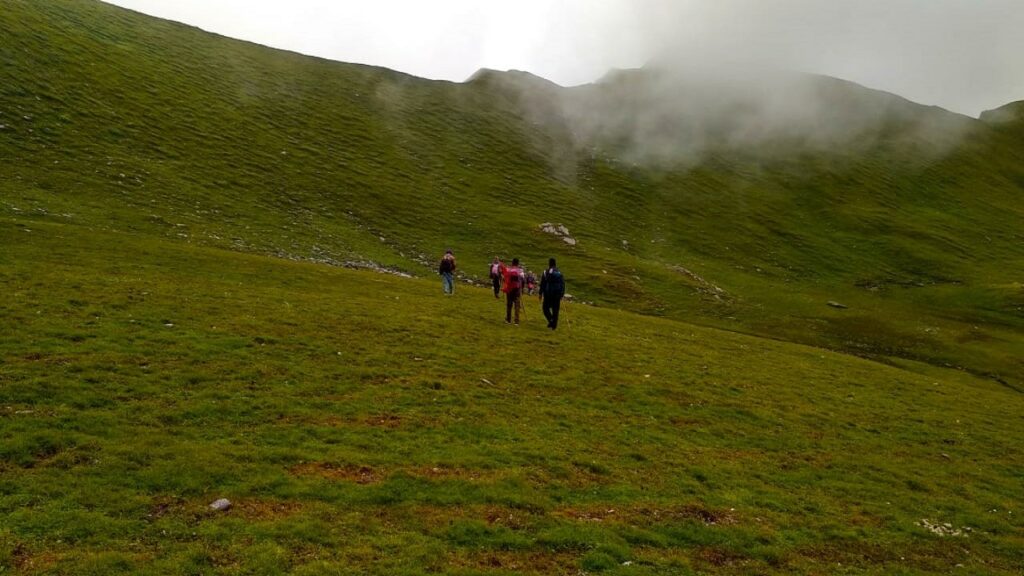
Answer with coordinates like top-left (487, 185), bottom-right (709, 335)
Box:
top-left (980, 100), bottom-right (1024, 125)
top-left (2, 1), bottom-right (1024, 574)
top-left (3, 1), bottom-right (1023, 387)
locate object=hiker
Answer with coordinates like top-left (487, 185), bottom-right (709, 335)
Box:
top-left (525, 270), bottom-right (537, 296)
top-left (489, 257), bottom-right (504, 299)
top-left (438, 249), bottom-right (456, 295)
top-left (539, 258), bottom-right (565, 330)
top-left (502, 258), bottom-right (525, 324)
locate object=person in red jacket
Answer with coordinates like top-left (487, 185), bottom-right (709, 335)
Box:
top-left (502, 258), bottom-right (525, 325)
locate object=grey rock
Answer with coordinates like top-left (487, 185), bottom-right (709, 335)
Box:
top-left (209, 498), bottom-right (231, 511)
top-left (827, 301), bottom-right (848, 309)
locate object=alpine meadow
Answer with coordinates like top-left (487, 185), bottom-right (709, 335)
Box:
top-left (2, 1), bottom-right (1024, 575)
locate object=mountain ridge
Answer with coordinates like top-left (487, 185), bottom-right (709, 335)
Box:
top-left (96, 2), bottom-right (1024, 119)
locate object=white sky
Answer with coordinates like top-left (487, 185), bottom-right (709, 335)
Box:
top-left (104, 0), bottom-right (1024, 117)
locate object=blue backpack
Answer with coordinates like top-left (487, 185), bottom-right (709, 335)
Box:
top-left (545, 269), bottom-right (564, 297)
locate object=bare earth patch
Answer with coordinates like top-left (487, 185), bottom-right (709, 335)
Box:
top-left (289, 462), bottom-right (381, 484)
top-left (448, 549), bottom-right (578, 574)
top-left (233, 498), bottom-right (305, 520)
top-left (555, 503), bottom-right (738, 526)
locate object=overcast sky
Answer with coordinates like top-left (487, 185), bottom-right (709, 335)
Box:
top-left (105, 0), bottom-right (1024, 117)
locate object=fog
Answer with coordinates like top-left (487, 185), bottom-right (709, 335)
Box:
top-left (106, 0), bottom-right (1024, 117)
top-left (486, 63), bottom-right (971, 170)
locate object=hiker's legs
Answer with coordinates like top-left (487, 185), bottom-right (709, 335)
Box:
top-left (442, 272), bottom-right (454, 294)
top-left (492, 277), bottom-right (500, 298)
top-left (549, 298), bottom-right (561, 329)
top-left (505, 291), bottom-right (514, 323)
top-left (542, 297), bottom-right (554, 326)
top-left (513, 291), bottom-right (520, 324)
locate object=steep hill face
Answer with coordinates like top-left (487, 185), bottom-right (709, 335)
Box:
top-left (2, 0), bottom-right (1022, 385)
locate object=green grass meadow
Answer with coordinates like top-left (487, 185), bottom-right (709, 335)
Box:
top-left (2, 220), bottom-right (1023, 574)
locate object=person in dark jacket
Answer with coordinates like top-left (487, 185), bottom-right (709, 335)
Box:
top-left (438, 249), bottom-right (456, 295)
top-left (538, 258), bottom-right (565, 329)
top-left (489, 257), bottom-right (504, 299)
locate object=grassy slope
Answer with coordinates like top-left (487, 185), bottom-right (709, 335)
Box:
top-left (1, 2), bottom-right (1023, 572)
top-left (2, 219), bottom-right (1023, 575)
top-left (2, 1), bottom-right (1023, 386)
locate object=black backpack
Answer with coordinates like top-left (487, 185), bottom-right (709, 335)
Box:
top-left (545, 269), bottom-right (564, 297)
top-left (439, 254), bottom-right (455, 273)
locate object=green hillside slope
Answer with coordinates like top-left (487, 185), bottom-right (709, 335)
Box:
top-left (2, 0), bottom-right (1023, 386)
top-left (2, 2), bottom-right (1024, 574)
top-left (2, 219), bottom-right (1023, 575)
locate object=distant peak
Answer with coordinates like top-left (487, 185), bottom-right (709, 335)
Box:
top-left (980, 100), bottom-right (1024, 124)
top-left (466, 68), bottom-right (563, 89)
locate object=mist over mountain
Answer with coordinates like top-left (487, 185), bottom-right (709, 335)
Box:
top-left (477, 64), bottom-right (976, 169)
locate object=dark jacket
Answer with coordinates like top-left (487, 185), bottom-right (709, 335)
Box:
top-left (439, 254), bottom-right (456, 274)
top-left (539, 267), bottom-right (565, 299)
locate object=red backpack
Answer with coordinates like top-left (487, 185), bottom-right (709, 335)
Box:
top-left (504, 267), bottom-right (523, 291)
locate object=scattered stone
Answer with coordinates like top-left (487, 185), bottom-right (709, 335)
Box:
top-left (480, 378), bottom-right (493, 385)
top-left (827, 301), bottom-right (848, 309)
top-left (209, 498), bottom-right (231, 511)
top-left (164, 323), bottom-right (174, 327)
top-left (539, 222), bottom-right (577, 246)
top-left (917, 518), bottom-right (967, 537)
top-left (669, 265), bottom-right (727, 296)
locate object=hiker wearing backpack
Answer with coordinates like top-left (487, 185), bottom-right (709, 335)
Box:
top-left (502, 258), bottom-right (525, 325)
top-left (438, 249), bottom-right (457, 295)
top-left (539, 258), bottom-right (565, 330)
top-left (525, 270), bottom-right (537, 296)
top-left (489, 257), bottom-right (504, 299)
